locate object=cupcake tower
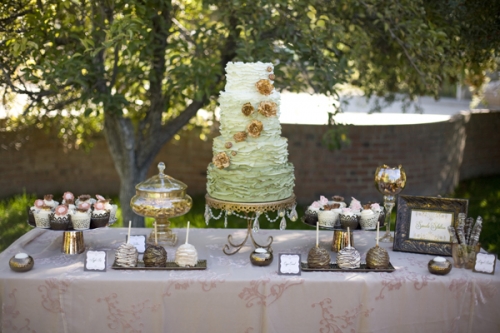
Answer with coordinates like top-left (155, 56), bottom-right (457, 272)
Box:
top-left (30, 193), bottom-right (117, 230)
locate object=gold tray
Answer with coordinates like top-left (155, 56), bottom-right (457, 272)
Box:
top-left (301, 261), bottom-right (395, 273)
top-left (112, 259), bottom-right (207, 270)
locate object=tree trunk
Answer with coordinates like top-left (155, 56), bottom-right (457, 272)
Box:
top-left (119, 166), bottom-right (148, 228)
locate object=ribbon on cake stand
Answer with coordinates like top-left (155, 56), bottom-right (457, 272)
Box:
top-left (205, 194), bottom-right (298, 255)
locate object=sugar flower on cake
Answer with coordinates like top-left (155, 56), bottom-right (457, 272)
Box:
top-left (241, 102), bottom-right (254, 116)
top-left (258, 101), bottom-right (277, 117)
top-left (225, 142), bottom-right (233, 149)
top-left (255, 79), bottom-right (273, 96)
top-left (213, 152), bottom-right (230, 169)
top-left (233, 131), bottom-right (247, 142)
top-left (247, 120), bottom-right (263, 138)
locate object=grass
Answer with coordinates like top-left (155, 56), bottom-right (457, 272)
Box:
top-left (1, 176), bottom-right (499, 256)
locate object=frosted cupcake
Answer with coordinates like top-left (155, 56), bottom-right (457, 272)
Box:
top-left (50, 205), bottom-right (71, 230)
top-left (62, 192), bottom-right (76, 212)
top-left (90, 201), bottom-right (110, 229)
top-left (360, 204), bottom-right (378, 230)
top-left (96, 194), bottom-right (118, 222)
top-left (43, 194), bottom-right (58, 209)
top-left (339, 208), bottom-right (359, 230)
top-left (33, 200), bottom-right (52, 228)
top-left (71, 202), bottom-right (92, 230)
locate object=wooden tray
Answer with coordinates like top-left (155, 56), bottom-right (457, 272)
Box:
top-left (112, 260), bottom-right (207, 270)
top-left (301, 261), bottom-right (395, 273)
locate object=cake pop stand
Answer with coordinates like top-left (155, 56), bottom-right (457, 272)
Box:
top-left (205, 194), bottom-right (297, 255)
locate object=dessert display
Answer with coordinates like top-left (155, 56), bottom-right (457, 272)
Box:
top-left (131, 162), bottom-right (192, 246)
top-left (114, 221), bottom-right (139, 268)
top-left (206, 62), bottom-right (295, 202)
top-left (175, 222), bottom-right (198, 267)
top-left (49, 205), bottom-right (71, 230)
top-left (337, 227), bottom-right (361, 269)
top-left (307, 222), bottom-right (331, 268)
top-left (366, 222), bottom-right (390, 269)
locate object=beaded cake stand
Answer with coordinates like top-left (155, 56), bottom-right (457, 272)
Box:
top-left (205, 194), bottom-right (297, 255)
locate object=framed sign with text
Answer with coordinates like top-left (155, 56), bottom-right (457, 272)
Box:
top-left (393, 195), bottom-right (468, 256)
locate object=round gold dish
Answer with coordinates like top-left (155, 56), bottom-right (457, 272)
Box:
top-left (250, 248), bottom-right (273, 266)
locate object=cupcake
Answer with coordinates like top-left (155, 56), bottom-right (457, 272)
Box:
top-left (76, 194), bottom-right (96, 206)
top-left (370, 203), bottom-right (385, 227)
top-left (339, 208), bottom-right (359, 230)
top-left (43, 194), bottom-right (58, 209)
top-left (33, 201), bottom-right (52, 229)
top-left (360, 204), bottom-right (378, 230)
top-left (96, 194), bottom-right (118, 221)
top-left (331, 195), bottom-right (347, 208)
top-left (50, 205), bottom-right (71, 230)
top-left (349, 197), bottom-right (362, 213)
top-left (90, 201), bottom-right (110, 229)
top-left (62, 192), bottom-right (76, 212)
top-left (318, 203), bottom-right (341, 228)
top-left (71, 202), bottom-right (92, 230)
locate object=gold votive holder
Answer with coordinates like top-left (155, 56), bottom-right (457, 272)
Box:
top-left (452, 243), bottom-right (480, 269)
top-left (332, 229), bottom-right (354, 252)
top-left (62, 230), bottom-right (85, 255)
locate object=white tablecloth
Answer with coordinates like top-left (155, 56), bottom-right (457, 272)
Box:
top-left (1, 227), bottom-right (499, 333)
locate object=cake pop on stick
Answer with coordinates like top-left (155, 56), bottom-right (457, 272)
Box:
top-left (114, 221), bottom-right (139, 268)
top-left (175, 221), bottom-right (199, 267)
top-left (366, 222), bottom-right (390, 269)
top-left (337, 227), bottom-right (361, 269)
top-left (307, 222), bottom-right (330, 268)
top-left (144, 222), bottom-right (167, 267)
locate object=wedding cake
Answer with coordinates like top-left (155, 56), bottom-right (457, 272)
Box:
top-left (206, 62), bottom-right (295, 202)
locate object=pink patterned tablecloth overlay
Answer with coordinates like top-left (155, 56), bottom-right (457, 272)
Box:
top-left (0, 228), bottom-right (499, 333)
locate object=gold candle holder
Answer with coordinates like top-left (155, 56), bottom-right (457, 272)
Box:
top-left (331, 229), bottom-right (354, 252)
top-left (62, 231), bottom-right (85, 254)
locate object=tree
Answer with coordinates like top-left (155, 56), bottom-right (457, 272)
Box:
top-left (1, 0), bottom-right (498, 226)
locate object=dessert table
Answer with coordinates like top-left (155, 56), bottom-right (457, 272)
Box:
top-left (0, 227), bottom-right (499, 333)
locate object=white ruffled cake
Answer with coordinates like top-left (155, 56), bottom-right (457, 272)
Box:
top-left (206, 62), bottom-right (295, 202)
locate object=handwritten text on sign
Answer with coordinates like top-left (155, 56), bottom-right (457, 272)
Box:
top-left (409, 210), bottom-right (453, 242)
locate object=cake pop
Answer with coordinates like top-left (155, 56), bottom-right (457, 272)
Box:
top-left (307, 222), bottom-right (331, 268)
top-left (175, 221), bottom-right (198, 267)
top-left (143, 222), bottom-right (167, 267)
top-left (114, 221), bottom-right (139, 268)
top-left (366, 222), bottom-right (390, 269)
top-left (337, 227), bottom-right (361, 269)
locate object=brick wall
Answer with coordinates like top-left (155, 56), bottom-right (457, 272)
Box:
top-left (1, 110), bottom-right (499, 205)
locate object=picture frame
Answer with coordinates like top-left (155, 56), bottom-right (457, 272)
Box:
top-left (393, 195), bottom-right (468, 256)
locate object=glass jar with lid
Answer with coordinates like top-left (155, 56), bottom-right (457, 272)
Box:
top-left (131, 162), bottom-right (192, 246)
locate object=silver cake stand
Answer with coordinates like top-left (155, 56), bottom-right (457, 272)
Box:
top-left (205, 194), bottom-right (297, 255)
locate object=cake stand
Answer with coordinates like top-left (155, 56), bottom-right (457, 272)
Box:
top-left (205, 194), bottom-right (297, 255)
top-left (27, 214), bottom-right (117, 255)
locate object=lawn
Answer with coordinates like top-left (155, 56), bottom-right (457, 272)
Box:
top-left (1, 175), bottom-right (499, 256)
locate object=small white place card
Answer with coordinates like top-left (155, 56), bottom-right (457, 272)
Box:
top-left (473, 252), bottom-right (497, 275)
top-left (84, 251), bottom-right (107, 272)
top-left (278, 253), bottom-right (301, 276)
top-left (126, 235), bottom-right (147, 254)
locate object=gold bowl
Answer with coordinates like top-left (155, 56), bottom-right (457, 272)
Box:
top-left (428, 257), bottom-right (452, 275)
top-left (9, 253), bottom-right (34, 272)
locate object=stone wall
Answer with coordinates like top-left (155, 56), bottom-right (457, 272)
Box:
top-left (1, 110), bottom-right (499, 205)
